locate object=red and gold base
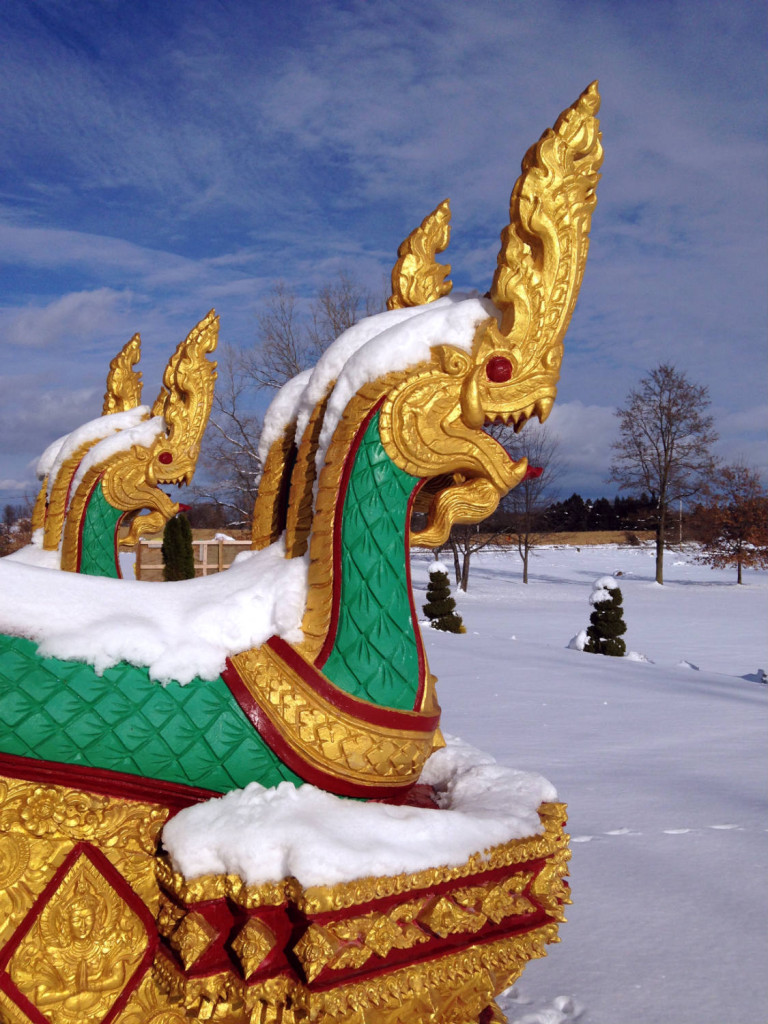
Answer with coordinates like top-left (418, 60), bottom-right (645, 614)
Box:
top-left (0, 761), bottom-right (570, 1024)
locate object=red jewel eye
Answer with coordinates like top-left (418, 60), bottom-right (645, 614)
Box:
top-left (158, 451), bottom-right (173, 465)
top-left (486, 356), bottom-right (514, 383)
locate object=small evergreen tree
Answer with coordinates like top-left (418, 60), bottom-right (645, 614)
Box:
top-left (584, 577), bottom-right (626, 656)
top-left (162, 513), bottom-right (196, 581)
top-left (423, 562), bottom-right (465, 633)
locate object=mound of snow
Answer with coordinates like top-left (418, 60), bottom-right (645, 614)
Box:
top-left (0, 540), bottom-right (307, 684)
top-left (567, 630), bottom-right (587, 651)
top-left (161, 736), bottom-right (556, 886)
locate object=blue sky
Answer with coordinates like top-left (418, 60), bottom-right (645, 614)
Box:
top-left (1, 0), bottom-right (766, 504)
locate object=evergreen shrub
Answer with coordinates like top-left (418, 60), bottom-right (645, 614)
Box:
top-left (584, 576), bottom-right (627, 656)
top-left (423, 562), bottom-right (465, 634)
top-left (162, 513), bottom-right (196, 581)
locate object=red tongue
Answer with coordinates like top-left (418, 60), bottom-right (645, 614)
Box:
top-left (524, 465), bottom-right (543, 480)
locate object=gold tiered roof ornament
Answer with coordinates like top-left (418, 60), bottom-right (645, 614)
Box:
top-left (0, 83), bottom-right (602, 1023)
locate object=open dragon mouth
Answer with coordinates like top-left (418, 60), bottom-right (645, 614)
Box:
top-left (162, 473), bottom-right (192, 487)
top-left (482, 395), bottom-right (553, 434)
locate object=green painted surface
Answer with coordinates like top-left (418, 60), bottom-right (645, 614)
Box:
top-left (79, 483), bottom-right (123, 578)
top-left (321, 412), bottom-right (421, 709)
top-left (0, 634), bottom-right (302, 793)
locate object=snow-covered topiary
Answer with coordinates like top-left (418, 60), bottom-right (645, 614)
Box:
top-left (583, 576), bottom-right (627, 657)
top-left (423, 561), bottom-right (465, 633)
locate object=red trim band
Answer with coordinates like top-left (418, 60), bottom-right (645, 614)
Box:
top-left (316, 401), bottom-right (383, 669)
top-left (0, 752), bottom-right (219, 814)
top-left (268, 637), bottom-right (439, 732)
top-left (222, 657), bottom-right (422, 800)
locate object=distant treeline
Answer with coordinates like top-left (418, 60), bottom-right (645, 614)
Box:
top-left (485, 493), bottom-right (660, 534)
top-left (180, 494), bottom-right (662, 535)
top-left (542, 493), bottom-right (658, 532)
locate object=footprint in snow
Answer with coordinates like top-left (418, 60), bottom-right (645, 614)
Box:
top-left (604, 827), bottom-right (639, 836)
top-left (663, 828), bottom-right (692, 834)
top-left (709, 824), bottom-right (740, 830)
top-left (571, 835), bottom-right (597, 843)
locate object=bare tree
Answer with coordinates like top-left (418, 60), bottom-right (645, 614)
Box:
top-left (502, 426), bottom-right (563, 583)
top-left (0, 499), bottom-right (33, 557)
top-left (447, 525), bottom-right (500, 593)
top-left (241, 273), bottom-right (379, 392)
top-left (196, 273), bottom-right (381, 525)
top-left (609, 364), bottom-right (719, 584)
top-left (692, 461), bottom-right (768, 583)
top-left (195, 345), bottom-right (262, 527)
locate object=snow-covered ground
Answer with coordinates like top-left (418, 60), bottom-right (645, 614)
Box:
top-left (413, 544), bottom-right (767, 1024)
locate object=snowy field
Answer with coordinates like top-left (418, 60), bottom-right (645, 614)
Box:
top-left (413, 544), bottom-right (767, 1024)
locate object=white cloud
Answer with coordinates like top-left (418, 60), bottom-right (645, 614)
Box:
top-left (6, 288), bottom-right (133, 348)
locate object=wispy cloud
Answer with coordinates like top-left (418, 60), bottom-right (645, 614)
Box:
top-left (6, 288), bottom-right (133, 348)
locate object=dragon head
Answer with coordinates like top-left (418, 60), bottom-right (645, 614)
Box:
top-left (103, 310), bottom-right (219, 545)
top-left (378, 81), bottom-right (603, 546)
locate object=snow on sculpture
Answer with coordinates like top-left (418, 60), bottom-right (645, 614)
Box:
top-left (0, 82), bottom-right (603, 1023)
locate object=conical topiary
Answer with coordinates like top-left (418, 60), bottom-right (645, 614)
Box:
top-left (423, 561), bottom-right (465, 633)
top-left (161, 513), bottom-right (196, 581)
top-left (584, 576), bottom-right (626, 656)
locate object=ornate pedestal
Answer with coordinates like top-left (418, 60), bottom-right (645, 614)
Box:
top-left (0, 769), bottom-right (569, 1024)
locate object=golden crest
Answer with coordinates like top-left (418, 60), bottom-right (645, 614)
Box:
top-left (491, 80), bottom-right (603, 376)
top-left (103, 334), bottom-right (143, 415)
top-left (387, 199), bottom-right (453, 310)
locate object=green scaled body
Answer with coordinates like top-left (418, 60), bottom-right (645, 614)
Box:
top-left (0, 414), bottom-right (422, 793)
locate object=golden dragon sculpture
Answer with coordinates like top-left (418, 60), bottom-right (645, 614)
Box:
top-left (0, 83), bottom-right (602, 1023)
top-left (30, 312), bottom-right (218, 575)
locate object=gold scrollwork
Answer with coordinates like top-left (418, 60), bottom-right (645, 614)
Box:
top-left (103, 334), bottom-right (143, 415)
top-left (230, 641), bottom-right (438, 791)
top-left (387, 199), bottom-right (453, 310)
top-left (230, 917), bottom-right (277, 980)
top-left (0, 773), bottom-right (169, 928)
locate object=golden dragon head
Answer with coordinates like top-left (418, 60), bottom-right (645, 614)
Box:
top-left (99, 310), bottom-right (219, 546)
top-left (252, 83), bottom-right (602, 563)
top-left (34, 313), bottom-right (218, 569)
top-left (378, 81), bottom-right (603, 545)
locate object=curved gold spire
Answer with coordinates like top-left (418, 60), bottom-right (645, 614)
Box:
top-left (387, 199), bottom-right (452, 310)
top-left (102, 334), bottom-right (143, 415)
top-left (149, 309), bottom-right (219, 485)
top-left (490, 81), bottom-right (603, 371)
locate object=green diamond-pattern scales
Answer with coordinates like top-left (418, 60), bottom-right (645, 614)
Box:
top-left (0, 634), bottom-right (301, 793)
top-left (79, 483), bottom-right (123, 578)
top-left (321, 412), bottom-right (421, 710)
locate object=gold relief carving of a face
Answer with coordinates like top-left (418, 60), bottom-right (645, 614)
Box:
top-left (3, 850), bottom-right (149, 1024)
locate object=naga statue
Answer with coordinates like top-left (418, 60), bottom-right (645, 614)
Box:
top-left (0, 83), bottom-right (602, 1024)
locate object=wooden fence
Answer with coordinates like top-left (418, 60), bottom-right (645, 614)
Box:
top-left (134, 538), bottom-right (252, 581)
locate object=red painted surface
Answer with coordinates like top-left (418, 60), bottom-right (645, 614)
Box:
top-left (0, 752), bottom-right (218, 815)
